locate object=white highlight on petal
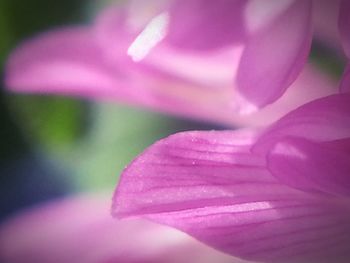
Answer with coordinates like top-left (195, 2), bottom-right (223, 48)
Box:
top-left (245, 0), bottom-right (294, 33)
top-left (233, 92), bottom-right (259, 115)
top-left (128, 12), bottom-right (169, 62)
top-left (272, 142), bottom-right (307, 160)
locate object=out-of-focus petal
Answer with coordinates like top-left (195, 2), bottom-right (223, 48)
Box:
top-left (235, 0), bottom-right (313, 112)
top-left (339, 0), bottom-right (350, 57)
top-left (313, 0), bottom-right (341, 50)
top-left (237, 63), bottom-right (336, 127)
top-left (113, 130), bottom-right (350, 263)
top-left (255, 94), bottom-right (350, 152)
top-left (165, 0), bottom-right (246, 50)
top-left (0, 195), bottom-right (239, 263)
top-left (3, 25), bottom-right (235, 125)
top-left (5, 28), bottom-right (121, 99)
top-left (340, 65), bottom-right (350, 92)
top-left (267, 136), bottom-right (350, 197)
top-left (5, 2), bottom-right (336, 127)
top-left (5, 23), bottom-right (337, 127)
top-left (95, 1), bottom-right (336, 126)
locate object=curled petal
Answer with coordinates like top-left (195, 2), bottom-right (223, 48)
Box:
top-left (113, 130), bottom-right (350, 263)
top-left (254, 94), bottom-right (350, 152)
top-left (267, 136), bottom-right (350, 197)
top-left (235, 0), bottom-right (313, 111)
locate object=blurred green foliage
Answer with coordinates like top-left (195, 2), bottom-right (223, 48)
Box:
top-left (65, 104), bottom-right (181, 190)
top-left (0, 0), bottom-right (87, 60)
top-left (310, 42), bottom-right (346, 79)
top-left (7, 95), bottom-right (87, 152)
top-left (0, 0), bottom-right (89, 162)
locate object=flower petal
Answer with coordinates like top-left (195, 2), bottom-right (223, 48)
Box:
top-left (267, 136), bottom-right (350, 197)
top-left (255, 94), bottom-right (350, 152)
top-left (5, 3), bottom-right (336, 128)
top-left (313, 0), bottom-right (341, 50)
top-left (165, 0), bottom-right (246, 50)
top-left (235, 0), bottom-right (313, 111)
top-left (5, 27), bottom-right (121, 99)
top-left (339, 0), bottom-right (350, 57)
top-left (113, 130), bottom-right (350, 263)
top-left (0, 195), bottom-right (238, 263)
top-left (3, 25), bottom-right (234, 125)
top-left (340, 64), bottom-right (350, 92)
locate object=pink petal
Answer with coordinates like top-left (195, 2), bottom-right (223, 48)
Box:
top-left (3, 25), bottom-right (235, 125)
top-left (165, 0), bottom-right (246, 50)
top-left (235, 0), bottom-right (313, 111)
top-left (237, 63), bottom-right (337, 127)
top-left (0, 195), bottom-right (239, 263)
top-left (313, 0), bottom-right (342, 51)
top-left (5, 27), bottom-right (121, 99)
top-left (340, 64), bottom-right (350, 92)
top-left (255, 94), bottom-right (350, 152)
top-left (267, 136), bottom-right (350, 197)
top-left (5, 3), bottom-right (336, 128)
top-left (339, 0), bottom-right (350, 58)
top-left (113, 130), bottom-right (350, 263)
top-left (111, 2), bottom-right (336, 125)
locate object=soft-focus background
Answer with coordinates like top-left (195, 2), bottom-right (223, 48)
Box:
top-left (0, 0), bottom-right (224, 222)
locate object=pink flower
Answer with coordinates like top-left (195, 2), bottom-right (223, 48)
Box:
top-left (113, 94), bottom-right (350, 263)
top-left (0, 195), bottom-right (246, 263)
top-left (5, 0), bottom-right (338, 125)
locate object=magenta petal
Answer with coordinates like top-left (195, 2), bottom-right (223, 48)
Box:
top-left (268, 136), bottom-right (350, 197)
top-left (4, 27), bottom-right (124, 98)
top-left (235, 0), bottom-right (313, 111)
top-left (340, 64), bottom-right (350, 92)
top-left (165, 0), bottom-right (246, 50)
top-left (339, 0), bottom-right (350, 57)
top-left (255, 94), bottom-right (350, 152)
top-left (113, 130), bottom-right (350, 263)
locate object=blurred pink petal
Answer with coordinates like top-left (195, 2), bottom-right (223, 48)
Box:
top-left (255, 94), bottom-right (350, 151)
top-left (339, 0), bottom-right (350, 93)
top-left (313, 0), bottom-right (342, 50)
top-left (5, 23), bottom-right (336, 126)
top-left (165, 0), bottom-right (246, 50)
top-left (235, 0), bottom-right (313, 111)
top-left (340, 65), bottom-right (350, 92)
top-left (0, 195), bottom-right (243, 263)
top-left (113, 94), bottom-right (350, 263)
top-left (5, 28), bottom-right (120, 98)
top-left (339, 0), bottom-right (350, 58)
top-left (5, 1), bottom-right (334, 125)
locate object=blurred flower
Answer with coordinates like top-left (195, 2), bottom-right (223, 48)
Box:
top-left (113, 94), bottom-right (350, 263)
top-left (0, 194), bottom-right (248, 263)
top-left (313, 0), bottom-right (342, 50)
top-left (5, 0), bottom-right (339, 126)
top-left (339, 0), bottom-right (350, 92)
